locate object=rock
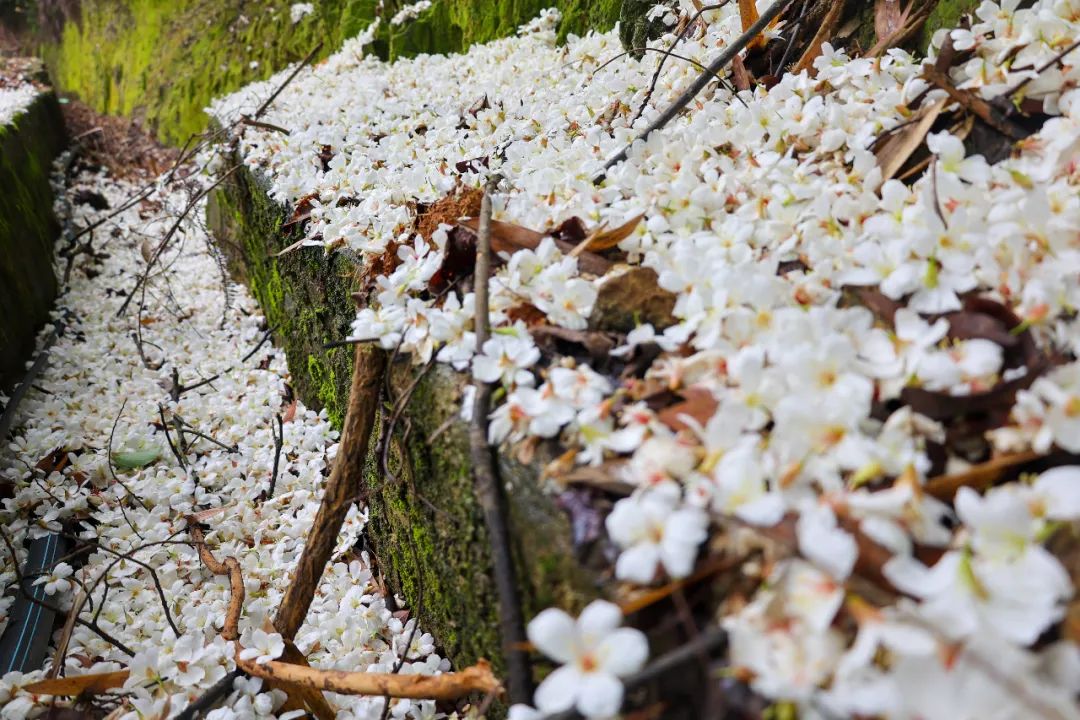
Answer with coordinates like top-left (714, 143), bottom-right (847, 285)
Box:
top-left (589, 266), bottom-right (677, 333)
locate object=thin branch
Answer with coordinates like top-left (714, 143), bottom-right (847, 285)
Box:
top-left (469, 182), bottom-right (531, 705)
top-left (252, 42), bottom-right (324, 119)
top-left (632, 2), bottom-right (732, 124)
top-left (596, 0), bottom-right (797, 183)
top-left (267, 414), bottom-right (284, 499)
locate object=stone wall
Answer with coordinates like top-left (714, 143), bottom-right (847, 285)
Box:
top-left (206, 165), bottom-right (600, 682)
top-left (0, 90), bottom-right (66, 390)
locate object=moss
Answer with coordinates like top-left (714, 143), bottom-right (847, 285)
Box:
top-left (0, 92), bottom-right (66, 391)
top-left (917, 0), bottom-right (982, 51)
top-left (38, 0), bottom-right (631, 147)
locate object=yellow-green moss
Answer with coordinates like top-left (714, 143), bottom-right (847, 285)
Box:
top-left (39, 0), bottom-right (644, 146)
top-left (0, 93), bottom-right (66, 390)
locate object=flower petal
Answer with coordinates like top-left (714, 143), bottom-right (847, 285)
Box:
top-left (574, 671), bottom-right (624, 718)
top-left (527, 608), bottom-right (578, 664)
top-left (577, 600), bottom-right (623, 638)
top-left (597, 628), bottom-right (649, 677)
top-left (534, 665), bottom-right (582, 713)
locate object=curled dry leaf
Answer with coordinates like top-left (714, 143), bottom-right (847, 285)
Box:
top-left (570, 213), bottom-right (644, 256)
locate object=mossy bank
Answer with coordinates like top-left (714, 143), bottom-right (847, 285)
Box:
top-left (38, 0), bottom-right (655, 146)
top-left (0, 91), bottom-right (66, 391)
top-left (207, 165), bottom-right (600, 683)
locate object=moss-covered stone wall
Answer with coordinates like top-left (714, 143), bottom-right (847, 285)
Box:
top-left (37, 0), bottom-right (648, 146)
top-left (206, 164), bottom-right (599, 681)
top-left (0, 91), bottom-right (66, 391)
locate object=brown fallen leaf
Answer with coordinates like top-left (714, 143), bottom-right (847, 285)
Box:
top-left (657, 386), bottom-right (719, 432)
top-left (24, 670), bottom-right (130, 696)
top-left (731, 53), bottom-right (752, 93)
top-left (570, 213), bottom-right (644, 256)
top-left (456, 218), bottom-right (613, 276)
top-left (924, 450), bottom-right (1042, 500)
top-left (875, 0), bottom-right (905, 44)
top-left (793, 0), bottom-right (845, 75)
top-left (874, 97), bottom-right (947, 181)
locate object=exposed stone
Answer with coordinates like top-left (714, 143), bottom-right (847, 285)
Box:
top-left (0, 88), bottom-right (66, 390)
top-left (589, 266), bottom-right (677, 333)
top-left (207, 164), bottom-right (601, 696)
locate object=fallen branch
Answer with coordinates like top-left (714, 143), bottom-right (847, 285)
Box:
top-left (235, 655), bottom-right (501, 701)
top-left (469, 183), bottom-right (532, 705)
top-left (188, 525), bottom-right (244, 641)
top-left (116, 165), bottom-right (239, 318)
top-left (252, 43), bottom-right (324, 120)
top-left (273, 343), bottom-right (386, 640)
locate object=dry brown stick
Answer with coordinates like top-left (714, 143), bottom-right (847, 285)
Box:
top-left (188, 525), bottom-right (244, 641)
top-left (469, 185), bottom-right (532, 704)
top-left (922, 64), bottom-right (1027, 139)
top-left (924, 450), bottom-right (1042, 500)
top-left (235, 655), bottom-right (501, 700)
top-left (273, 343), bottom-right (386, 641)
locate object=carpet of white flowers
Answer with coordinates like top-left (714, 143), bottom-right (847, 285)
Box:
top-left (209, 1), bottom-right (1080, 717)
top-left (0, 83), bottom-right (39, 127)
top-left (0, 160), bottom-right (446, 718)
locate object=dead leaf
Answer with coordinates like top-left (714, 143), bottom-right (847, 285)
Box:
top-left (874, 97), bottom-right (947, 181)
top-left (35, 448), bottom-right (69, 475)
top-left (875, 0), bottom-right (905, 47)
top-left (924, 451), bottom-right (1042, 500)
top-left (24, 670), bottom-right (130, 696)
top-left (731, 54), bottom-right (752, 92)
top-left (793, 0), bottom-right (845, 75)
top-left (571, 214), bottom-right (645, 257)
top-left (282, 399), bottom-right (298, 423)
top-left (657, 386), bottom-right (718, 432)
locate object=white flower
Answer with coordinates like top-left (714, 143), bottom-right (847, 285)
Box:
top-left (526, 600), bottom-right (648, 717)
top-left (239, 630), bottom-right (285, 665)
top-left (605, 492), bottom-right (708, 584)
top-left (471, 326), bottom-right (540, 388)
top-left (32, 562), bottom-right (73, 596)
top-left (796, 502), bottom-right (858, 582)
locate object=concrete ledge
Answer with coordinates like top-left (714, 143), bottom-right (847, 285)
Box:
top-left (0, 90), bottom-right (66, 391)
top-left (207, 164), bottom-right (601, 683)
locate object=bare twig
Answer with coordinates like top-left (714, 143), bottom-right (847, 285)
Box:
top-left (267, 414), bottom-right (284, 499)
top-left (632, 2), bottom-right (731, 124)
top-left (188, 525), bottom-right (244, 641)
top-left (116, 166), bottom-right (240, 318)
top-left (252, 43), bottom-right (324, 119)
top-left (596, 0), bottom-right (798, 183)
top-left (469, 183), bottom-right (531, 705)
